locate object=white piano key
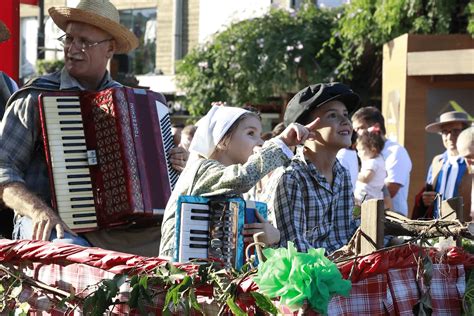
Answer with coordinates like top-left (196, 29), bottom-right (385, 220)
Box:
top-left (179, 248), bottom-right (208, 262)
top-left (52, 168), bottom-right (91, 176)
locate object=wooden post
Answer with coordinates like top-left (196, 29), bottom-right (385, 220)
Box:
top-left (440, 197), bottom-right (463, 247)
top-left (359, 199), bottom-right (385, 255)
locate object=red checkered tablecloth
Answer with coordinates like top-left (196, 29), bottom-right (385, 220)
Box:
top-left (0, 239), bottom-right (472, 315)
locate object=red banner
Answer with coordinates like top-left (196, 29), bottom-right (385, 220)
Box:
top-left (0, 0), bottom-right (20, 82)
top-left (20, 0), bottom-right (39, 5)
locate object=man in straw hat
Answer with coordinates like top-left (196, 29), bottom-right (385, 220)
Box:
top-left (413, 111), bottom-right (472, 220)
top-left (0, 0), bottom-right (188, 256)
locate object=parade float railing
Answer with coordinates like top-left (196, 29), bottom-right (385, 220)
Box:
top-left (0, 197), bottom-right (473, 315)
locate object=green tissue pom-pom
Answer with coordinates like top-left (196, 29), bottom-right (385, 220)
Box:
top-left (253, 242), bottom-right (352, 314)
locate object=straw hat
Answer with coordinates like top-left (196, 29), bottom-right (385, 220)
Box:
top-left (0, 20), bottom-right (10, 43)
top-left (425, 111), bottom-right (472, 133)
top-left (48, 0), bottom-right (138, 54)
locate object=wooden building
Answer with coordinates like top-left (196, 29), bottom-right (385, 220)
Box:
top-left (382, 34), bottom-right (474, 216)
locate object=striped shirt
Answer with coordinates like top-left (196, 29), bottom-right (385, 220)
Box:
top-left (264, 146), bottom-right (357, 254)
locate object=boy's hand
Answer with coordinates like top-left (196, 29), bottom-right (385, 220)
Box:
top-left (276, 117), bottom-right (320, 147)
top-left (243, 211), bottom-right (280, 246)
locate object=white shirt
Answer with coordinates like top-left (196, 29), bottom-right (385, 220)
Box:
top-left (382, 139), bottom-right (412, 216)
top-left (337, 148), bottom-right (358, 192)
top-left (355, 155), bottom-right (386, 201)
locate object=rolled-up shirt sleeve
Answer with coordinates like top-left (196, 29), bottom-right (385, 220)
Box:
top-left (0, 92), bottom-right (39, 185)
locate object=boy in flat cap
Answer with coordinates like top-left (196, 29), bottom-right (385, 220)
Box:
top-left (265, 83), bottom-right (359, 253)
top-left (0, 0), bottom-right (187, 256)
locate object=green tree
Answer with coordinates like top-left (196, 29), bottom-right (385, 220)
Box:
top-left (328, 0), bottom-right (472, 105)
top-left (176, 3), bottom-right (340, 116)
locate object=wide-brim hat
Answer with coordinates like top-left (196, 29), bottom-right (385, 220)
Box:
top-left (48, 0), bottom-right (139, 54)
top-left (0, 20), bottom-right (10, 43)
top-left (284, 82), bottom-right (360, 126)
top-left (425, 111), bottom-right (472, 133)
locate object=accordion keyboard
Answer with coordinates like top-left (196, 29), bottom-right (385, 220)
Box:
top-left (42, 96), bottom-right (97, 231)
top-left (156, 102), bottom-right (179, 189)
top-left (178, 202), bottom-right (210, 261)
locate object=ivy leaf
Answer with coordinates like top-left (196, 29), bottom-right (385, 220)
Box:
top-left (139, 275), bottom-right (149, 290)
top-left (188, 288), bottom-right (202, 313)
top-left (129, 284), bottom-right (140, 308)
top-left (250, 291), bottom-right (278, 315)
top-left (226, 296), bottom-right (247, 316)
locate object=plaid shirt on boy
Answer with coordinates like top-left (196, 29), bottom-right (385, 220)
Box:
top-left (267, 146), bottom-right (357, 253)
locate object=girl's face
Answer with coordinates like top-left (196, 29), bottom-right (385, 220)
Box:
top-left (309, 100), bottom-right (352, 150)
top-left (223, 115), bottom-right (264, 165)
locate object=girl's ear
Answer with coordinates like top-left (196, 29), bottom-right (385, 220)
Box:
top-left (216, 139), bottom-right (229, 152)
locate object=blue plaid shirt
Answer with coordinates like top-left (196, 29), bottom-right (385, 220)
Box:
top-left (264, 146), bottom-right (357, 254)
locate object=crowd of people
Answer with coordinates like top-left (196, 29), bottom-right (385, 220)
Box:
top-left (0, 0), bottom-right (472, 260)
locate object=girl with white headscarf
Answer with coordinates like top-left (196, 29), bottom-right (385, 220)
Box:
top-left (159, 105), bottom-right (318, 259)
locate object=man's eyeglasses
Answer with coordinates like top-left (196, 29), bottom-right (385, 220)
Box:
top-left (440, 128), bottom-right (463, 137)
top-left (57, 34), bottom-right (113, 52)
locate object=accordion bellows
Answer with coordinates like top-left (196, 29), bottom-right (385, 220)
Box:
top-left (38, 87), bottom-right (178, 232)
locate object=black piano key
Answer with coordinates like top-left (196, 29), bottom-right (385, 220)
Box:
top-left (63, 143), bottom-right (86, 147)
top-left (66, 165), bottom-right (88, 170)
top-left (189, 244), bottom-right (209, 249)
top-left (61, 127), bottom-right (84, 131)
top-left (73, 219), bottom-right (97, 225)
top-left (62, 136), bottom-right (85, 140)
top-left (190, 229), bottom-right (208, 235)
top-left (190, 215), bottom-right (210, 221)
top-left (59, 120), bottom-right (82, 125)
top-left (190, 208), bottom-right (210, 214)
top-left (58, 112), bottom-right (82, 116)
top-left (69, 188), bottom-right (92, 193)
top-left (67, 181), bottom-right (91, 186)
top-left (67, 174), bottom-right (90, 179)
top-left (71, 204), bottom-right (95, 209)
top-left (70, 196), bottom-right (94, 201)
top-left (72, 213), bottom-right (96, 218)
top-left (64, 150), bottom-right (87, 154)
top-left (65, 158), bottom-right (88, 163)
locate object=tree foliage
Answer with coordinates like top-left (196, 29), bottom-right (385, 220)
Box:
top-left (329, 0), bottom-right (472, 104)
top-left (176, 0), bottom-right (473, 116)
top-left (176, 4), bottom-right (340, 116)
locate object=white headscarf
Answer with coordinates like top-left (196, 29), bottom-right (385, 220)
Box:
top-left (189, 105), bottom-right (250, 159)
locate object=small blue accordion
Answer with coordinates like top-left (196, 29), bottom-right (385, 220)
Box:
top-left (174, 195), bottom-right (267, 269)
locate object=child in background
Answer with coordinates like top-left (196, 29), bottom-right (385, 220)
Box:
top-left (159, 105), bottom-right (319, 259)
top-left (354, 126), bottom-right (387, 205)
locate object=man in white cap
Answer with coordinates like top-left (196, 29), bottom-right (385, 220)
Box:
top-left (0, 0), bottom-right (187, 256)
top-left (414, 111), bottom-right (472, 220)
top-left (456, 126), bottom-right (473, 219)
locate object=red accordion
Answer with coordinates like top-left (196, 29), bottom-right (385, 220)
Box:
top-left (38, 87), bottom-right (179, 232)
